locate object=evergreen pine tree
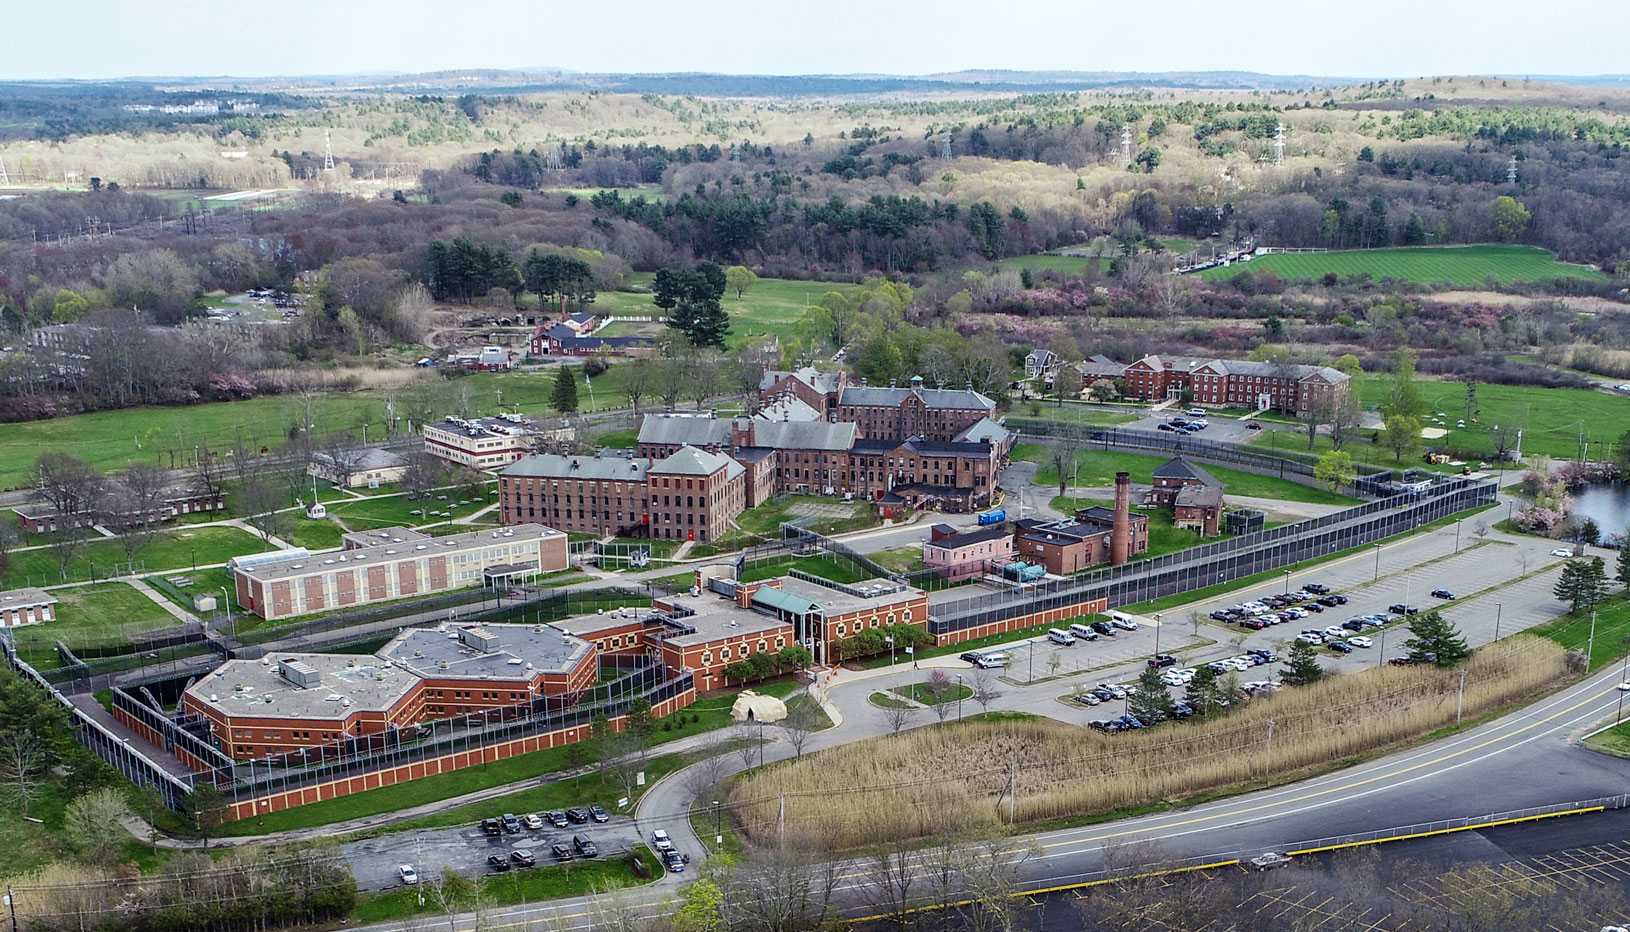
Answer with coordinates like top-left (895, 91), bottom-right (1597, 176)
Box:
top-left (551, 366), bottom-right (579, 414)
top-left (1128, 666), bottom-right (1175, 725)
top-left (1616, 540), bottom-right (1630, 588)
top-left (1184, 666), bottom-right (1223, 719)
top-left (1282, 640), bottom-right (1324, 686)
top-left (1403, 610), bottom-right (1471, 667)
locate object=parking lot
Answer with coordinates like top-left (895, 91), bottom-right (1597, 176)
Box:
top-left (1128, 409), bottom-right (1267, 445)
top-left (344, 810), bottom-right (651, 892)
top-left (942, 517), bottom-right (1578, 727)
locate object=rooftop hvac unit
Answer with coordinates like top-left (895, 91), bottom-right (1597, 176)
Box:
top-left (277, 659), bottom-right (321, 688)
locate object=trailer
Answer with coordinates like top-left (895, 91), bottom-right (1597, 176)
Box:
top-left (977, 508), bottom-right (1006, 526)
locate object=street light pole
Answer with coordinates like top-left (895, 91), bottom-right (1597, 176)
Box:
top-left (1494, 602), bottom-right (1503, 641)
top-left (956, 674), bottom-right (963, 722)
top-left (713, 800), bottom-right (722, 846)
top-left (1373, 543), bottom-right (1382, 581)
top-left (1282, 570), bottom-right (1291, 595)
top-left (1154, 613), bottom-right (1162, 656)
top-left (1454, 518), bottom-right (1462, 553)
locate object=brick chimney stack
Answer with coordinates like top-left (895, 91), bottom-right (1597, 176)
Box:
top-left (1110, 471), bottom-right (1131, 566)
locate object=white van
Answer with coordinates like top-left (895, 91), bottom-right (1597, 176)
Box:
top-left (1047, 628), bottom-right (1076, 646)
top-left (974, 652), bottom-right (1010, 669)
top-left (1107, 611), bottom-right (1139, 630)
top-left (1068, 623), bottom-right (1099, 641)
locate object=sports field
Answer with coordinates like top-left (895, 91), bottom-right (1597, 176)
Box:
top-left (1198, 245), bottom-right (1606, 286)
top-left (1356, 379), bottom-right (1630, 461)
top-left (595, 274), bottom-right (862, 349)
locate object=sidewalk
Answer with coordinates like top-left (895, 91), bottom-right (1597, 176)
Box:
top-left (125, 576), bottom-right (201, 625)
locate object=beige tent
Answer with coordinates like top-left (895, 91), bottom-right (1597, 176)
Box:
top-left (730, 689), bottom-right (788, 723)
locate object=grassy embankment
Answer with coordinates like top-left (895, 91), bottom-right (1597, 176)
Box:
top-left (732, 638), bottom-right (1564, 851)
top-left (1013, 444), bottom-right (1358, 506)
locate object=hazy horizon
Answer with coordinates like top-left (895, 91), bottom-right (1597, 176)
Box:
top-left (7, 0), bottom-right (1621, 83)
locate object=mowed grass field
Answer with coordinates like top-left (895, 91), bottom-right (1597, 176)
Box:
top-left (1199, 245), bottom-right (1606, 286)
top-left (1013, 444), bottom-right (1357, 506)
top-left (1356, 379), bottom-right (1630, 460)
top-left (596, 274), bottom-right (862, 349)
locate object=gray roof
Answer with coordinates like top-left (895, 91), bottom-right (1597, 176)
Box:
top-left (186, 652), bottom-right (418, 719)
top-left (504, 453), bottom-right (651, 482)
top-left (237, 524), bottom-right (564, 582)
top-left (838, 385), bottom-right (996, 412)
top-left (754, 395), bottom-right (822, 423)
top-left (1152, 457), bottom-right (1223, 488)
top-left (637, 414), bottom-right (733, 448)
top-left (953, 418), bottom-right (1012, 445)
top-left (852, 437), bottom-right (994, 457)
top-left (1176, 485), bottom-right (1225, 508)
top-left (759, 366), bottom-right (844, 395)
top-left (1189, 358), bottom-right (1348, 383)
top-left (379, 622), bottom-right (593, 680)
top-left (0, 587), bottom-right (56, 610)
top-left (312, 448), bottom-right (406, 471)
top-left (651, 445), bottom-right (745, 481)
top-left (927, 526), bottom-right (1011, 550)
top-left (747, 420), bottom-right (856, 451)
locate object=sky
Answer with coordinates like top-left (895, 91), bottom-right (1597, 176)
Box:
top-left (6, 0), bottom-right (1624, 82)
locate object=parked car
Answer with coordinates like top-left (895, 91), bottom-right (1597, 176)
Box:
top-left (1348, 636), bottom-right (1373, 648)
top-left (1249, 852), bottom-right (1294, 871)
top-left (487, 854), bottom-right (511, 872)
top-left (1328, 640), bottom-right (1354, 654)
top-left (1245, 422), bottom-right (1263, 430)
top-left (1388, 603), bottom-right (1420, 615)
top-left (1187, 408), bottom-right (1206, 417)
top-left (546, 810), bottom-right (569, 828)
top-left (1431, 589), bottom-right (1457, 600)
top-left (1296, 633), bottom-right (1324, 645)
top-left (1551, 548), bottom-right (1575, 557)
top-left (1157, 422), bottom-right (1177, 432)
top-left (1241, 619), bottom-right (1267, 630)
top-left (551, 844), bottom-right (574, 861)
top-left (522, 813), bottom-right (544, 830)
top-left (510, 849), bottom-right (536, 867)
top-left (398, 865), bottom-right (419, 885)
top-left (651, 829), bottom-right (674, 851)
top-left (573, 835), bottom-right (599, 857)
top-left (1303, 583), bottom-right (1329, 595)
top-left (1091, 686), bottom-right (1116, 701)
top-left (1091, 621), bottom-right (1115, 636)
top-left (1248, 648), bottom-right (1277, 663)
top-left (1303, 603), bottom-right (1324, 613)
top-left (481, 818), bottom-right (503, 836)
top-left (1148, 654), bottom-right (1178, 668)
top-left (502, 813), bottom-right (521, 833)
top-left (664, 849), bottom-right (686, 873)
top-left (589, 805), bottom-right (610, 823)
top-left (1388, 656), bottom-right (1416, 666)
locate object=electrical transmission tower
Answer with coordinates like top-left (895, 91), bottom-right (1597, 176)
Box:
top-left (940, 133), bottom-right (952, 161)
top-left (546, 140), bottom-right (562, 172)
top-left (323, 131), bottom-right (335, 172)
top-left (1273, 123), bottom-right (1286, 167)
top-left (1120, 126), bottom-right (1132, 167)
top-left (1507, 154), bottom-right (1519, 185)
top-left (0, 155), bottom-right (9, 186)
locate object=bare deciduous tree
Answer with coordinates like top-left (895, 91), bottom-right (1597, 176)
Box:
top-left (105, 461), bottom-right (169, 565)
top-left (971, 671), bottom-right (1003, 716)
top-left (883, 701), bottom-right (918, 736)
top-left (0, 731), bottom-right (49, 817)
top-left (778, 695), bottom-right (824, 756)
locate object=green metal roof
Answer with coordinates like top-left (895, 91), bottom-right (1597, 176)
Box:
top-left (751, 586), bottom-right (822, 616)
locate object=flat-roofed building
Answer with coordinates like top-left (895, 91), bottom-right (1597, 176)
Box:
top-left (232, 524), bottom-right (568, 621)
top-left (423, 415), bottom-right (537, 470)
top-left (181, 621), bottom-right (598, 760)
top-left (922, 525), bottom-right (1014, 580)
top-left (0, 588), bottom-right (57, 627)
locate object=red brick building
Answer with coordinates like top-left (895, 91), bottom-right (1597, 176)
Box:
top-left (231, 524), bottom-right (569, 621)
top-left (1123, 355), bottom-right (1350, 417)
top-left (0, 588), bottom-right (56, 627)
top-left (1147, 458), bottom-right (1226, 536)
top-left (646, 446), bottom-right (747, 544)
top-left (922, 525), bottom-right (1014, 580)
top-left (836, 377), bottom-right (996, 442)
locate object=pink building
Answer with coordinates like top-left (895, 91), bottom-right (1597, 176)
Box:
top-left (922, 525), bottom-right (1014, 581)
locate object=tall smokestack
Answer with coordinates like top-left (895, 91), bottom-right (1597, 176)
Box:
top-left (1110, 472), bottom-right (1131, 566)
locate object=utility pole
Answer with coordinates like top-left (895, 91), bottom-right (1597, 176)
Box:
top-left (1264, 719), bottom-right (1276, 774)
top-left (1494, 602), bottom-right (1503, 641)
top-left (1588, 609), bottom-right (1599, 664)
top-left (1008, 763), bottom-right (1018, 824)
top-left (1120, 125), bottom-right (1132, 168)
top-left (7, 885), bottom-right (18, 932)
top-left (1455, 668), bottom-right (1467, 724)
top-left (1507, 154), bottom-right (1518, 186)
top-left (777, 793), bottom-right (785, 847)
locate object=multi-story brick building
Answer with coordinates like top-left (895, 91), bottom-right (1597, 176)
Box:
top-left (1014, 479), bottom-right (1150, 575)
top-left (636, 413), bottom-right (734, 460)
top-left (501, 454), bottom-right (652, 537)
top-left (757, 367), bottom-right (848, 419)
top-left (1147, 457), bottom-right (1226, 536)
top-left (849, 436), bottom-right (1001, 511)
top-left (836, 377), bottom-right (996, 442)
top-left (180, 621), bottom-right (598, 760)
top-left (1123, 355), bottom-right (1350, 417)
top-left (423, 415), bottom-right (537, 470)
top-left (231, 524), bottom-right (569, 621)
top-left (646, 446), bottom-right (746, 544)
top-left (733, 420), bottom-right (857, 498)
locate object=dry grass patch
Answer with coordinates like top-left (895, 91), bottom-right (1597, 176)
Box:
top-left (729, 638), bottom-right (1565, 851)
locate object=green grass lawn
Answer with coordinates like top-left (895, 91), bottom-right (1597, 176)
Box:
top-left (285, 518), bottom-right (347, 550)
top-left (735, 495), bottom-right (881, 539)
top-left (351, 850), bottom-right (662, 923)
top-left (145, 567), bottom-right (234, 616)
top-left (594, 428), bottom-right (639, 449)
top-left (1016, 446), bottom-right (1356, 506)
top-left (8, 582), bottom-right (178, 654)
top-left (868, 547), bottom-right (926, 574)
top-left (595, 274), bottom-right (863, 351)
top-left (326, 494), bottom-right (474, 530)
top-left (998, 254), bottom-right (1092, 275)
top-left (740, 554), bottom-right (871, 584)
top-left (889, 681), bottom-right (973, 706)
top-left (1005, 407), bottom-right (1143, 429)
top-left (2, 525), bottom-right (269, 589)
top-left (1199, 245), bottom-right (1607, 286)
top-left (1586, 722), bottom-right (1630, 758)
top-left (1355, 380), bottom-right (1630, 462)
top-left (1529, 593), bottom-right (1630, 670)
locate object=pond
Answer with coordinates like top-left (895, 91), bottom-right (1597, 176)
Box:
top-left (1570, 483), bottom-right (1630, 539)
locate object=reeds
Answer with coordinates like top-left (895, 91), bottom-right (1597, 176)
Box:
top-left (729, 637), bottom-right (1565, 851)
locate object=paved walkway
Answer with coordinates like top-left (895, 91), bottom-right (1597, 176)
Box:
top-left (124, 576), bottom-right (201, 625)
